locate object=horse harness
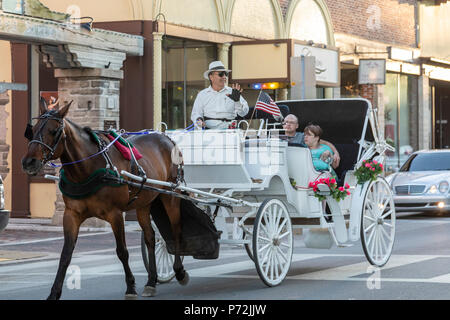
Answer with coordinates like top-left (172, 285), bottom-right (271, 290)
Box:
top-left (26, 112), bottom-right (65, 163)
top-left (25, 114), bottom-right (188, 205)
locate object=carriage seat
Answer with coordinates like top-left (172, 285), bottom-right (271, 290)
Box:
top-left (286, 146), bottom-right (332, 190)
top-left (333, 142), bottom-right (360, 185)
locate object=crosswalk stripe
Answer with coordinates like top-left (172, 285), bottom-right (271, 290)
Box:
top-left (289, 254), bottom-right (438, 280)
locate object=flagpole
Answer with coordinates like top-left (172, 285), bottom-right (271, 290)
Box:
top-left (244, 90), bottom-right (261, 140)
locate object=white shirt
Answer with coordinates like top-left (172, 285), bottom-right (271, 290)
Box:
top-left (191, 86), bottom-right (249, 129)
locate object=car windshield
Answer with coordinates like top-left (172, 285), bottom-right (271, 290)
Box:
top-left (400, 152), bottom-right (450, 172)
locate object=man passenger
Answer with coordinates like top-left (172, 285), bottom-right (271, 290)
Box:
top-left (282, 114), bottom-right (340, 168)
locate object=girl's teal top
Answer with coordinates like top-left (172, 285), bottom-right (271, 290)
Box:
top-left (310, 144), bottom-right (336, 176)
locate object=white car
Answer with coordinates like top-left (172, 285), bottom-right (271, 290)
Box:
top-left (385, 150), bottom-right (450, 213)
top-left (0, 175), bottom-right (8, 233)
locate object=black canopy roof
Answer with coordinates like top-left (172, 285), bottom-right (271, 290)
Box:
top-left (276, 98), bottom-right (375, 145)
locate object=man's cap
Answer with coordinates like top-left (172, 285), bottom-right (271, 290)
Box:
top-left (203, 61), bottom-right (231, 80)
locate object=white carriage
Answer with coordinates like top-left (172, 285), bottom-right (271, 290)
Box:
top-left (127, 98), bottom-right (396, 286)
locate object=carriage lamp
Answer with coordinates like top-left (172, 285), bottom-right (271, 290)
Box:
top-left (438, 181), bottom-right (449, 193)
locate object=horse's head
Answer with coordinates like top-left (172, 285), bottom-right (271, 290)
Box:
top-left (21, 99), bottom-right (73, 175)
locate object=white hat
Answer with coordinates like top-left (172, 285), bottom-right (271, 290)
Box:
top-left (203, 61), bottom-right (231, 80)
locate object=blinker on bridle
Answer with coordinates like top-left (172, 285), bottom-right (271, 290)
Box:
top-left (25, 112), bottom-right (65, 163)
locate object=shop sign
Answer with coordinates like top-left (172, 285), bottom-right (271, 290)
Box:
top-left (294, 44), bottom-right (339, 86)
top-left (358, 59), bottom-right (386, 85)
top-left (2, 0), bottom-right (24, 14)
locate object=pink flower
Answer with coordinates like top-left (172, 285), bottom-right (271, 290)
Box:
top-left (371, 167), bottom-right (375, 171)
top-left (339, 186), bottom-right (345, 192)
top-left (345, 183), bottom-right (350, 189)
top-left (347, 191), bottom-right (351, 195)
top-left (373, 160), bottom-right (378, 164)
top-left (331, 179), bottom-right (336, 184)
top-left (365, 163), bottom-right (371, 168)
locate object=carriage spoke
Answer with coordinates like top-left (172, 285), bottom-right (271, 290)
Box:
top-left (378, 227), bottom-right (388, 255)
top-left (379, 223), bottom-right (392, 242)
top-left (381, 209), bottom-right (394, 220)
top-left (278, 231), bottom-right (290, 240)
top-left (366, 223), bottom-right (377, 249)
top-left (276, 218), bottom-right (288, 235)
top-left (274, 206), bottom-right (282, 228)
top-left (276, 246), bottom-right (288, 264)
top-left (364, 221), bottom-right (376, 234)
top-left (258, 242), bottom-right (272, 254)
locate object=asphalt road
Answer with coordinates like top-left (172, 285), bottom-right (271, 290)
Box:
top-left (1, 212), bottom-right (450, 302)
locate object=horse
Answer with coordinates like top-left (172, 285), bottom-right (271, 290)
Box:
top-left (21, 100), bottom-right (189, 300)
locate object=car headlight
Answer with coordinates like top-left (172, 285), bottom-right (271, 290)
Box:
top-left (428, 185), bottom-right (438, 194)
top-left (439, 181), bottom-right (449, 194)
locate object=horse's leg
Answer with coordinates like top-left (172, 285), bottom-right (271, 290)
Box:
top-left (47, 210), bottom-right (84, 300)
top-left (136, 206), bottom-right (157, 297)
top-left (160, 194), bottom-right (189, 286)
top-left (107, 210), bottom-right (137, 298)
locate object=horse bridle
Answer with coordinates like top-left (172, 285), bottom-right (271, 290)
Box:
top-left (26, 112), bottom-right (65, 163)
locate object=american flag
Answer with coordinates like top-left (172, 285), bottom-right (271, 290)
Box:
top-left (255, 91), bottom-right (282, 117)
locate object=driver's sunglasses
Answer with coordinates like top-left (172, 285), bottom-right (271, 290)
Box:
top-left (216, 71), bottom-right (228, 77)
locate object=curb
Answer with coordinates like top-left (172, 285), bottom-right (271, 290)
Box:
top-left (5, 219), bottom-right (142, 233)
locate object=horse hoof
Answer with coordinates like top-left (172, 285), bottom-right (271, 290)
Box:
top-left (142, 286), bottom-right (156, 297)
top-left (125, 293), bottom-right (138, 300)
top-left (178, 271), bottom-right (189, 286)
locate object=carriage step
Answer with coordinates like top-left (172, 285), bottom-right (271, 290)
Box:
top-left (218, 239), bottom-right (250, 245)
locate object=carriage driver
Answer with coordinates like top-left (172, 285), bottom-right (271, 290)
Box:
top-left (191, 61), bottom-right (249, 129)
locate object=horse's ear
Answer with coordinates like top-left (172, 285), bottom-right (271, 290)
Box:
top-left (39, 97), bottom-right (48, 114)
top-left (58, 100), bottom-right (73, 118)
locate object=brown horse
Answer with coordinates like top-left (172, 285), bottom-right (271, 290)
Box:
top-left (21, 100), bottom-right (188, 300)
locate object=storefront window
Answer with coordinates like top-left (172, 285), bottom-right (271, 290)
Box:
top-left (162, 37), bottom-right (216, 129)
top-left (384, 73), bottom-right (418, 172)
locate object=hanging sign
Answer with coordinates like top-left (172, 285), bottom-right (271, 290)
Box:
top-left (358, 59), bottom-right (386, 85)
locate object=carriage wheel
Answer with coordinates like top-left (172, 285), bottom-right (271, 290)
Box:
top-left (141, 221), bottom-right (180, 283)
top-left (360, 177), bottom-right (396, 267)
top-left (253, 199), bottom-right (293, 287)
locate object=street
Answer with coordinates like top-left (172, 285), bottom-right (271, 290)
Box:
top-left (1, 212), bottom-right (450, 301)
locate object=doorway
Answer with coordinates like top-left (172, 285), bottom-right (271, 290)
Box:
top-left (161, 37), bottom-right (216, 129)
top-left (433, 83), bottom-right (450, 149)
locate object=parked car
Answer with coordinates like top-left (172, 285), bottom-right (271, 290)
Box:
top-left (385, 150), bottom-right (450, 213)
top-left (0, 175), bottom-right (9, 233)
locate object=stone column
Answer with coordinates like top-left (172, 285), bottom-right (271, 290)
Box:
top-left (51, 68), bottom-right (123, 227)
top-left (218, 43), bottom-right (231, 68)
top-left (153, 32), bottom-right (164, 130)
top-left (418, 75), bottom-right (432, 150)
top-left (0, 92), bottom-right (10, 181)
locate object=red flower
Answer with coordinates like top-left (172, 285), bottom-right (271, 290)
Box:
top-left (345, 183), bottom-right (350, 189)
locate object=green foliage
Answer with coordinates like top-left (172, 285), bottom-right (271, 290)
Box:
top-left (355, 160), bottom-right (383, 185)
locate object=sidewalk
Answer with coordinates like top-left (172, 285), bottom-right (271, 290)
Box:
top-left (5, 218), bottom-right (142, 233)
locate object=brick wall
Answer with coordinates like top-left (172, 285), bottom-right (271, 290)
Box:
top-left (323, 0), bottom-right (417, 47)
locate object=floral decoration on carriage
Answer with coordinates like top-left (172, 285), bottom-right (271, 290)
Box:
top-left (308, 177), bottom-right (351, 202)
top-left (354, 160), bottom-right (384, 185)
